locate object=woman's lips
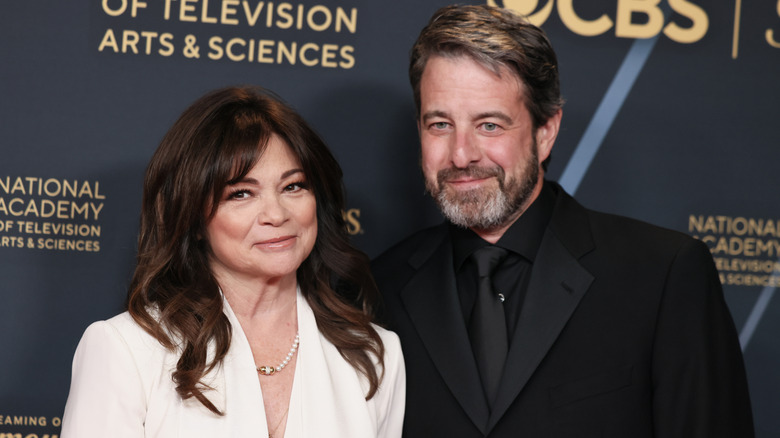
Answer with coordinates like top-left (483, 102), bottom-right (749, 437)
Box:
top-left (256, 235), bottom-right (296, 249)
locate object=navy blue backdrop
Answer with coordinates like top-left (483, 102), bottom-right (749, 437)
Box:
top-left (1, 1), bottom-right (779, 436)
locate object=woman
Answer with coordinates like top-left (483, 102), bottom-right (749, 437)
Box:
top-left (61, 86), bottom-right (405, 437)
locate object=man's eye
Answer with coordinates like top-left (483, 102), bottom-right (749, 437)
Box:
top-left (483, 122), bottom-right (498, 131)
top-left (432, 122), bottom-right (449, 129)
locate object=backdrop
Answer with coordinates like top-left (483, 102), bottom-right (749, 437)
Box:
top-left (1, 0), bottom-right (778, 436)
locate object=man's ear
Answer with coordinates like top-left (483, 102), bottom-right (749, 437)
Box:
top-left (536, 109), bottom-right (562, 164)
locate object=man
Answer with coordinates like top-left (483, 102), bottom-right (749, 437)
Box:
top-left (372, 4), bottom-right (753, 437)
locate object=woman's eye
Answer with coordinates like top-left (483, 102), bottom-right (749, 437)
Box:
top-left (227, 189), bottom-right (251, 200)
top-left (284, 181), bottom-right (308, 192)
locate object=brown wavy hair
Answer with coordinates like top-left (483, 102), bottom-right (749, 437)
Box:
top-left (126, 86), bottom-right (384, 413)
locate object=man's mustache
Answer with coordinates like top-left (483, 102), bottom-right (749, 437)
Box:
top-left (437, 165), bottom-right (505, 185)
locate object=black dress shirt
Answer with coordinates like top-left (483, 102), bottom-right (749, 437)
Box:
top-left (451, 181), bottom-right (555, 343)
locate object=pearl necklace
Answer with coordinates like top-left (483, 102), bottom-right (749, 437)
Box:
top-left (256, 332), bottom-right (300, 376)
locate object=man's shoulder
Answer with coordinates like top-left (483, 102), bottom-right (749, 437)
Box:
top-left (544, 189), bottom-right (709, 276)
top-left (373, 223), bottom-right (447, 263)
top-left (371, 223), bottom-right (448, 285)
top-left (564, 201), bottom-right (711, 271)
top-left (585, 207), bottom-right (694, 248)
top-left (550, 184), bottom-right (695, 252)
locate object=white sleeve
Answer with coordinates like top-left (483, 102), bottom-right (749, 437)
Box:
top-left (374, 329), bottom-right (406, 438)
top-left (61, 320), bottom-right (148, 438)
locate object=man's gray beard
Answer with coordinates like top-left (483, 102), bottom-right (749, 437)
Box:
top-left (426, 149), bottom-right (540, 230)
top-left (435, 181), bottom-right (512, 229)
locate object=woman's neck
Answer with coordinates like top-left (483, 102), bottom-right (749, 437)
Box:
top-left (219, 272), bottom-right (298, 324)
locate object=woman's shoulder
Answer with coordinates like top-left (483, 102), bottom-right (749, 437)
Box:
top-left (371, 324), bottom-right (404, 367)
top-left (79, 311), bottom-right (171, 362)
top-left (103, 310), bottom-right (143, 331)
top-left (63, 313), bottom-right (182, 436)
top-left (372, 324), bottom-right (400, 347)
top-left (89, 311), bottom-right (149, 336)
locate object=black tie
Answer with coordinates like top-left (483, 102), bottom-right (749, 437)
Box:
top-left (468, 245), bottom-right (509, 406)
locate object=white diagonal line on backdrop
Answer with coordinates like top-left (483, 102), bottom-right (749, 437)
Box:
top-left (558, 35), bottom-right (660, 194)
top-left (739, 275), bottom-right (777, 351)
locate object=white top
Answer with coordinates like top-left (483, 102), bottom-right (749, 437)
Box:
top-left (61, 289), bottom-right (405, 437)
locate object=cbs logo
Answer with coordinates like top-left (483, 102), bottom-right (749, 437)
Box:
top-left (488, 0), bottom-right (708, 43)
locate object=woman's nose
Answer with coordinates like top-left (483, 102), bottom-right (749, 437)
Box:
top-left (257, 196), bottom-right (288, 226)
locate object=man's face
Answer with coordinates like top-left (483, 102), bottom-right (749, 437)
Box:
top-left (417, 55), bottom-right (559, 235)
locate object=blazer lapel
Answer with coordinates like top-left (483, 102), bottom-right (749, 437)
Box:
top-left (400, 229), bottom-right (491, 433)
top-left (178, 296), bottom-right (266, 436)
top-left (488, 226), bottom-right (594, 431)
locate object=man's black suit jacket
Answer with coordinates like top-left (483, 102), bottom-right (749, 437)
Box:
top-left (372, 183), bottom-right (753, 437)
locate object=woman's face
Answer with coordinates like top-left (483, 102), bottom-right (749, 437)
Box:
top-left (205, 135), bottom-right (317, 286)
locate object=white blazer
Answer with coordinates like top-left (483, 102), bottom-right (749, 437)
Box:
top-left (61, 289), bottom-right (405, 437)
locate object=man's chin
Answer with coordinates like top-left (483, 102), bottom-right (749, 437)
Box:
top-left (437, 193), bottom-right (504, 226)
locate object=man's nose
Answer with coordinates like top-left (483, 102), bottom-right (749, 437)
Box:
top-left (450, 131), bottom-right (482, 168)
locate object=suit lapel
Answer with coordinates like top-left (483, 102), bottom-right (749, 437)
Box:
top-left (487, 226), bottom-right (594, 429)
top-left (400, 228), bottom-right (491, 433)
top-left (487, 185), bottom-right (597, 431)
